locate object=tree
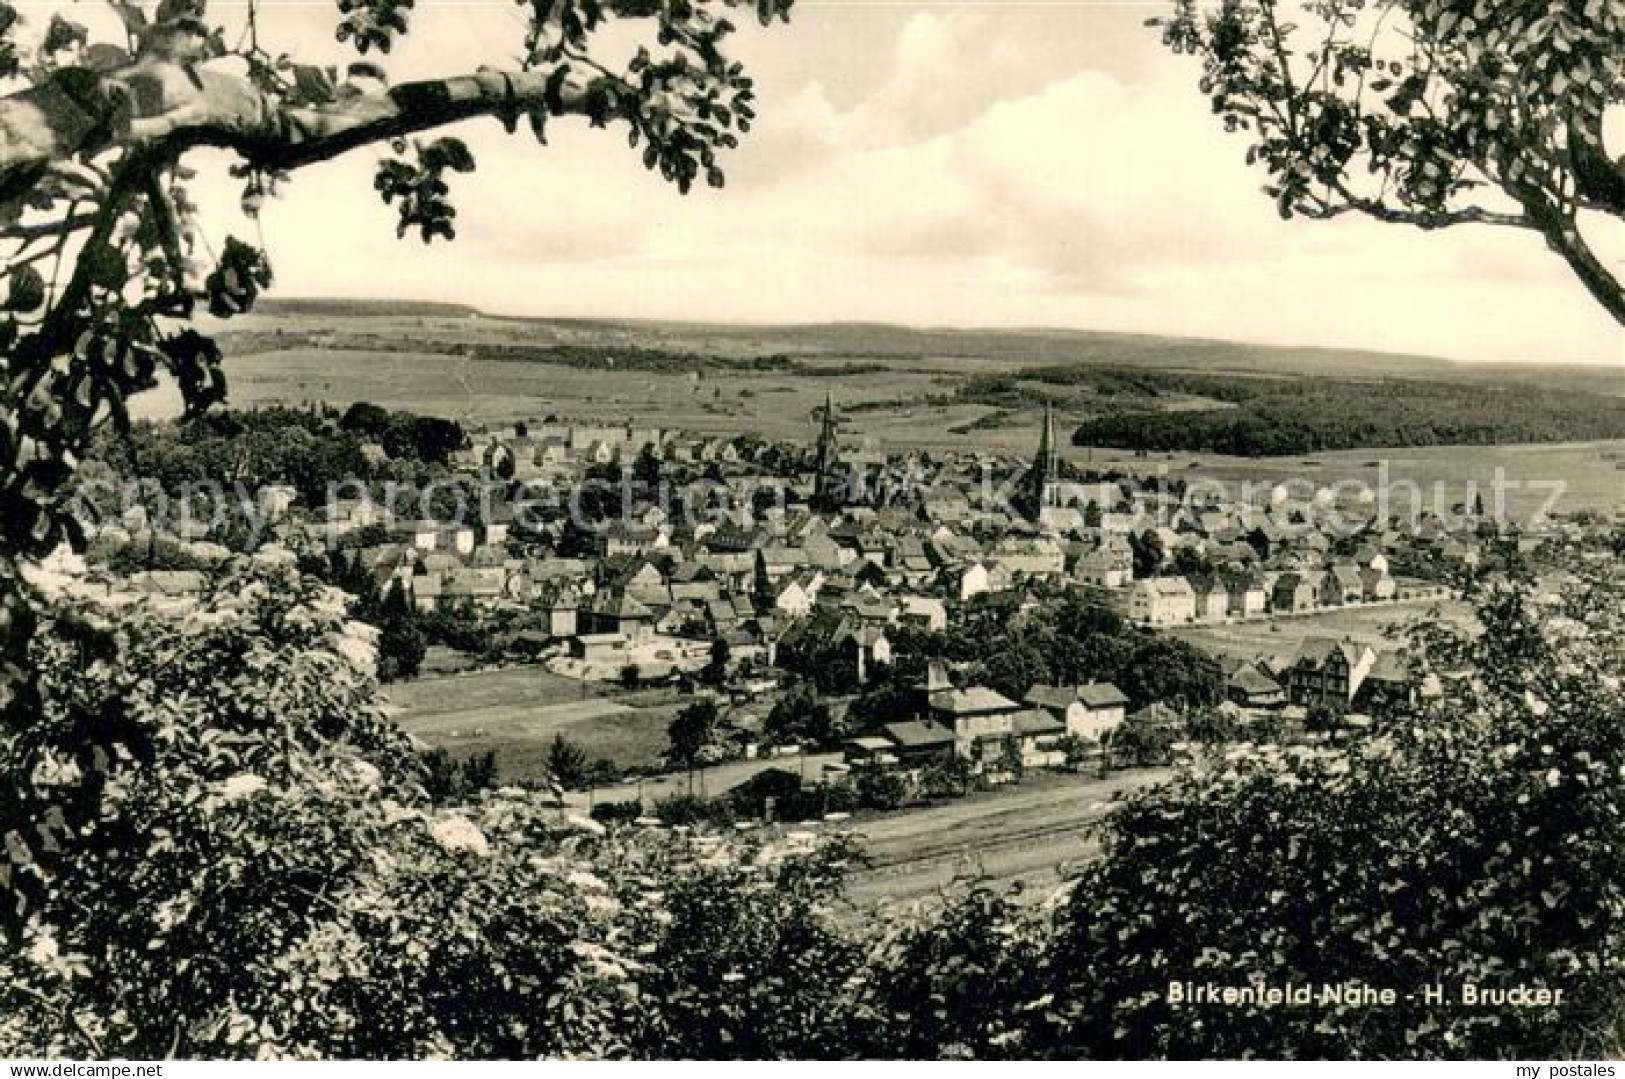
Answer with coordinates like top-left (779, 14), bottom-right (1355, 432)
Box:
top-left (1129, 529), bottom-right (1164, 579)
top-left (1152, 0), bottom-right (1625, 322)
top-left (917, 754), bottom-right (975, 801)
top-left (667, 699), bottom-right (720, 773)
top-left (1182, 707), bottom-right (1236, 745)
top-left (375, 578), bottom-right (425, 682)
top-left (701, 636), bottom-right (730, 686)
top-left (1117, 637), bottom-right (1224, 710)
top-left (977, 639), bottom-right (1051, 702)
top-left (632, 442), bottom-right (664, 490)
top-left (854, 766), bottom-right (906, 811)
top-left (1110, 712), bottom-right (1175, 768)
top-left (546, 733), bottom-right (590, 790)
top-left (0, 0), bottom-right (797, 716)
top-left (1049, 566), bottom-right (1625, 1058)
top-left (764, 680), bottom-right (835, 748)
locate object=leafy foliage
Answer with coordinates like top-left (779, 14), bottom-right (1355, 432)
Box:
top-left (0, 0), bottom-right (798, 718)
top-left (1151, 0), bottom-right (1625, 321)
top-left (0, 554), bottom-right (1620, 1058)
top-left (1048, 564), bottom-right (1625, 1058)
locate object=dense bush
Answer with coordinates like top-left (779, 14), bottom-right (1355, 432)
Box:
top-left (1048, 570), bottom-right (1625, 1059)
top-left (2, 555), bottom-right (1618, 1059)
top-left (0, 558), bottom-right (857, 1058)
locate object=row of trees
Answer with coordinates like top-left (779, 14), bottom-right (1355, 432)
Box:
top-left (85, 405), bottom-right (468, 513)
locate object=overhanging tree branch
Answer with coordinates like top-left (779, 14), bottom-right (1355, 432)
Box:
top-left (0, 61), bottom-right (601, 195)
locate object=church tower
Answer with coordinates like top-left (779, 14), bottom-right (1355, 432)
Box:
top-left (813, 392), bottom-right (842, 509)
top-left (1026, 403), bottom-right (1061, 517)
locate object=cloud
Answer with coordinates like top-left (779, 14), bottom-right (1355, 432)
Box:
top-left (175, 4), bottom-right (1620, 366)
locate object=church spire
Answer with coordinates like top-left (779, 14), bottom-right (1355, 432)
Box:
top-left (813, 392), bottom-right (842, 509)
top-left (1026, 403), bottom-right (1060, 518)
top-left (1038, 403), bottom-right (1058, 480)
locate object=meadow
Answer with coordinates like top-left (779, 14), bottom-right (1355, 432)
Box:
top-left (385, 665), bottom-right (679, 778)
top-left (1165, 596), bottom-right (1477, 665)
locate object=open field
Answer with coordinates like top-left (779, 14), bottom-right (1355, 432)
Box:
top-left (1167, 597), bottom-right (1476, 664)
top-left (386, 665), bottom-right (679, 777)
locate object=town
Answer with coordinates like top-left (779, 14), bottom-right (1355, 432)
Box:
top-left (66, 391), bottom-right (1604, 836)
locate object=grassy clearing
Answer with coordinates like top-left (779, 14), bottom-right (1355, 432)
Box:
top-left (386, 665), bottom-right (674, 779)
top-left (1165, 598), bottom-right (1476, 664)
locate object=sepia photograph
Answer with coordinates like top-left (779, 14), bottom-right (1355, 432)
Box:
top-left (0, 0), bottom-right (1620, 1064)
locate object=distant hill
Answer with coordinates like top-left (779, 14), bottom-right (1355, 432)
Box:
top-left (484, 315), bottom-right (1467, 378)
top-left (242, 298), bottom-right (1614, 393)
top-left (256, 298), bottom-right (482, 320)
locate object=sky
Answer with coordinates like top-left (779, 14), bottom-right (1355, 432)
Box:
top-left (172, 0), bottom-right (1624, 366)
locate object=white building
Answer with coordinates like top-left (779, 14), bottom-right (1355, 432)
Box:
top-left (1128, 576), bottom-right (1196, 626)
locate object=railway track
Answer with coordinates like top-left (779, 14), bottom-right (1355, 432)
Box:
top-left (857, 810), bottom-right (1109, 877)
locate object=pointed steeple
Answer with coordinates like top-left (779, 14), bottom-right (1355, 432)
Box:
top-left (1026, 403), bottom-right (1059, 518)
top-left (1038, 403), bottom-right (1058, 480)
top-left (813, 392), bottom-right (842, 509)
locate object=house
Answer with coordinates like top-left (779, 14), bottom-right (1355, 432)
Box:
top-left (989, 536), bottom-right (1066, 578)
top-left (406, 520), bottom-right (442, 552)
top-left (130, 570), bottom-right (208, 599)
top-left (1353, 545), bottom-right (1390, 575)
top-left (410, 572), bottom-right (443, 611)
top-left (1227, 663), bottom-right (1286, 709)
top-left (696, 550), bottom-right (755, 590)
top-left (1024, 683), bottom-right (1128, 743)
top-left (879, 720), bottom-right (957, 767)
top-left (1124, 701), bottom-right (1183, 741)
top-left (1361, 568), bottom-right (1397, 601)
top-left (1072, 538), bottom-right (1133, 589)
top-left (927, 686), bottom-right (1023, 765)
top-left (605, 523), bottom-right (663, 558)
top-left (897, 595), bottom-right (948, 631)
top-left (844, 736), bottom-right (898, 768)
top-left (1326, 564), bottom-right (1366, 605)
top-left (1012, 709), bottom-right (1068, 769)
top-left (443, 566), bottom-right (507, 604)
top-left (256, 483), bottom-right (298, 520)
top-left (706, 597), bottom-right (742, 634)
top-left (756, 546), bottom-right (809, 584)
top-left (1128, 577), bottom-right (1196, 626)
top-left (669, 564), bottom-right (722, 604)
top-left (1270, 573), bottom-right (1317, 614)
top-left (1190, 577), bottom-right (1230, 622)
top-left (891, 537), bottom-right (936, 583)
top-left (583, 591), bottom-right (655, 641)
top-left (542, 586), bottom-right (579, 638)
top-left (1284, 637), bottom-right (1377, 709)
top-left (771, 571), bottom-right (823, 619)
top-left (840, 626), bottom-right (892, 683)
top-left (1227, 575), bottom-right (1268, 618)
top-left (1353, 650), bottom-right (1416, 713)
top-left (953, 561), bottom-right (992, 601)
top-left (1073, 682), bottom-right (1130, 741)
top-left (1024, 685), bottom-right (1084, 729)
top-left (571, 632), bottom-right (629, 664)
